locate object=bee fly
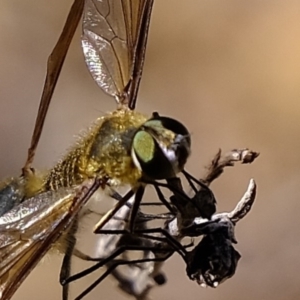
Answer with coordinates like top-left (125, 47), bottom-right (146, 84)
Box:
top-left (0, 0), bottom-right (196, 299)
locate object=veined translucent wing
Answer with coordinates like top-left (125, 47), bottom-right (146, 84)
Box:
top-left (82, 0), bottom-right (154, 108)
top-left (0, 179), bottom-right (100, 300)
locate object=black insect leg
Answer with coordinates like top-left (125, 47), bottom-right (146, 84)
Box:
top-left (182, 169), bottom-right (209, 191)
top-left (98, 227), bottom-right (188, 261)
top-left (108, 185), bottom-right (173, 226)
top-left (129, 185), bottom-right (145, 232)
top-left (75, 253), bottom-right (173, 300)
top-left (181, 170), bottom-right (217, 219)
top-left (109, 184), bottom-right (174, 214)
top-left (93, 189), bottom-right (134, 232)
top-left (62, 244), bottom-right (173, 285)
top-left (143, 179), bottom-right (189, 200)
top-left (134, 227), bottom-right (188, 259)
top-left (59, 217), bottom-right (78, 300)
top-left (153, 184), bottom-right (176, 213)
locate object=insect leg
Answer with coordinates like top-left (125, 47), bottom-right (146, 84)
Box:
top-left (182, 169), bottom-right (210, 191)
top-left (169, 174), bottom-right (217, 219)
top-left (129, 185), bottom-right (145, 232)
top-left (153, 184), bottom-right (176, 213)
top-left (109, 187), bottom-right (172, 207)
top-left (93, 189), bottom-right (135, 232)
top-left (22, 0), bottom-right (84, 174)
top-left (97, 228), bottom-right (188, 259)
top-left (60, 217), bottom-right (79, 300)
top-left (132, 227), bottom-right (188, 259)
top-left (143, 179), bottom-right (189, 200)
top-left (75, 253), bottom-right (172, 300)
top-left (62, 244), bottom-right (172, 285)
top-left (139, 201), bottom-right (169, 206)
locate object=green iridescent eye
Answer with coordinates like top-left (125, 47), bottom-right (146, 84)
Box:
top-left (132, 131), bottom-right (155, 163)
top-left (131, 115), bottom-right (191, 180)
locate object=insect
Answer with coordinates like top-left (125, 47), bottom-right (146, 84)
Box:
top-left (62, 149), bottom-right (258, 300)
top-left (0, 0), bottom-right (194, 298)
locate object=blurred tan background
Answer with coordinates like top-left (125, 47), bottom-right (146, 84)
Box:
top-left (1, 0), bottom-right (300, 299)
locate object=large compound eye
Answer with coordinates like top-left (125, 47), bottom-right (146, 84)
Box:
top-left (131, 115), bottom-right (191, 180)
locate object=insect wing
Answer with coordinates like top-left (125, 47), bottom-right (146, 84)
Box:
top-left (82, 0), bottom-right (153, 108)
top-left (0, 179), bottom-right (99, 300)
top-left (0, 178), bottom-right (25, 217)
